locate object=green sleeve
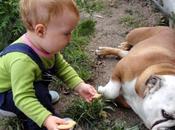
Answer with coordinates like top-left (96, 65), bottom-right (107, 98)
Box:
top-left (10, 56), bottom-right (51, 127)
top-left (55, 53), bottom-right (83, 89)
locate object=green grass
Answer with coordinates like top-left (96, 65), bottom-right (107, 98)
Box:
top-left (63, 98), bottom-right (109, 129)
top-left (119, 8), bottom-right (148, 29)
top-left (76, 0), bottom-right (104, 14)
top-left (0, 0), bottom-right (25, 49)
top-left (0, 117), bottom-right (23, 130)
top-left (119, 14), bottom-right (145, 28)
top-left (62, 97), bottom-right (141, 130)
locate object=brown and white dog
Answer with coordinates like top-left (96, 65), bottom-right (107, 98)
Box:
top-left (96, 26), bottom-right (175, 130)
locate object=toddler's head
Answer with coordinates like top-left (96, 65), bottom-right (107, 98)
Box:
top-left (19, 0), bottom-right (79, 31)
top-left (19, 0), bottom-right (80, 54)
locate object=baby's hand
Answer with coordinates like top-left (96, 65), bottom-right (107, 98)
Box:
top-left (75, 82), bottom-right (98, 102)
top-left (43, 115), bottom-right (65, 130)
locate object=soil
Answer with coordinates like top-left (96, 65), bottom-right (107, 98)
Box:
top-left (54, 0), bottom-right (164, 129)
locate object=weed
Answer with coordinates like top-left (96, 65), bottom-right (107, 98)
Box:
top-left (0, 117), bottom-right (23, 130)
top-left (63, 98), bottom-right (108, 128)
top-left (74, 19), bottom-right (96, 37)
top-left (62, 97), bottom-right (139, 130)
top-left (0, 0), bottom-right (25, 49)
top-left (119, 13), bottom-right (145, 28)
top-left (76, 0), bottom-right (104, 15)
top-left (119, 7), bottom-right (147, 28)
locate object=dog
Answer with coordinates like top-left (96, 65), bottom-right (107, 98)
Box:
top-left (96, 26), bottom-right (175, 130)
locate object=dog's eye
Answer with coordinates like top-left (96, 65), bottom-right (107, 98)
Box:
top-left (146, 75), bottom-right (161, 86)
top-left (161, 109), bottom-right (174, 120)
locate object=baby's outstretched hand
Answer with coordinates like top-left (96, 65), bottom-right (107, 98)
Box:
top-left (75, 82), bottom-right (98, 102)
top-left (43, 115), bottom-right (65, 130)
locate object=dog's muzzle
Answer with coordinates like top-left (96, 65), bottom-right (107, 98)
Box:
top-left (151, 124), bottom-right (175, 130)
top-left (151, 109), bottom-right (175, 130)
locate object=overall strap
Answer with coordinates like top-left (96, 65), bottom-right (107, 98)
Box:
top-left (0, 43), bottom-right (45, 71)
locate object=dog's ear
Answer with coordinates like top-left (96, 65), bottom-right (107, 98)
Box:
top-left (144, 75), bottom-right (162, 96)
top-left (135, 63), bottom-right (175, 98)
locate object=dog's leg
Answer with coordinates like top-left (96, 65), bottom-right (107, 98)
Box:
top-left (116, 96), bottom-right (130, 108)
top-left (96, 47), bottom-right (128, 58)
top-left (98, 79), bottom-right (121, 99)
top-left (118, 42), bottom-right (132, 50)
top-left (98, 78), bottom-right (130, 108)
top-left (126, 26), bottom-right (170, 46)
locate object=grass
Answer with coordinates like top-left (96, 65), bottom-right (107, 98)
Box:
top-left (119, 10), bottom-right (146, 29)
top-left (76, 0), bottom-right (104, 15)
top-left (0, 117), bottom-right (23, 130)
top-left (119, 1), bottom-right (166, 29)
top-left (62, 98), bottom-right (111, 129)
top-left (62, 97), bottom-right (142, 130)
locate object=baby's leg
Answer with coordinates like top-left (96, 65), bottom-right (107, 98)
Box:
top-left (0, 82), bottom-right (56, 130)
top-left (0, 90), bottom-right (45, 130)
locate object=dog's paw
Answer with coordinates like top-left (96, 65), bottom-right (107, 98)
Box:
top-left (98, 85), bottom-right (105, 94)
top-left (95, 47), bottom-right (110, 56)
top-left (118, 42), bottom-right (131, 50)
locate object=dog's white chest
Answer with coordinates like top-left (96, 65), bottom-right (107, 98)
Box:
top-left (122, 79), bottom-right (145, 119)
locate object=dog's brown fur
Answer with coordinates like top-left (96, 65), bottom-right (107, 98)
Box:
top-left (96, 26), bottom-right (175, 107)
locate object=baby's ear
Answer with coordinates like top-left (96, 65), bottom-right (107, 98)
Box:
top-left (34, 24), bottom-right (46, 37)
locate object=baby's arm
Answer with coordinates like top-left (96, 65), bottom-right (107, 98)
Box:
top-left (55, 53), bottom-right (83, 89)
top-left (55, 53), bottom-right (99, 102)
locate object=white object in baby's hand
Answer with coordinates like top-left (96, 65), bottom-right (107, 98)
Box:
top-left (57, 119), bottom-right (76, 130)
top-left (93, 93), bottom-right (102, 99)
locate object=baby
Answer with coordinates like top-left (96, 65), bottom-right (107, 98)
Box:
top-left (0, 0), bottom-right (98, 130)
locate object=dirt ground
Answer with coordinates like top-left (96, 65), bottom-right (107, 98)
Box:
top-left (89, 0), bottom-right (163, 129)
top-left (54, 0), bottom-right (164, 129)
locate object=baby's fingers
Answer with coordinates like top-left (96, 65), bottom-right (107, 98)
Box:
top-left (55, 117), bottom-right (65, 124)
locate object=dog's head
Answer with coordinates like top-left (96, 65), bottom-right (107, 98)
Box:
top-left (136, 63), bottom-right (175, 130)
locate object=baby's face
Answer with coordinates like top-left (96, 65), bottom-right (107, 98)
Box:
top-left (40, 9), bottom-right (79, 54)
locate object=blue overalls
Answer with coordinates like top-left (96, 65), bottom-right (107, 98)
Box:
top-left (0, 43), bottom-right (58, 130)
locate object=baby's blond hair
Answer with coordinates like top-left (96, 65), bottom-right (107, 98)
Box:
top-left (19, 0), bottom-right (79, 31)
